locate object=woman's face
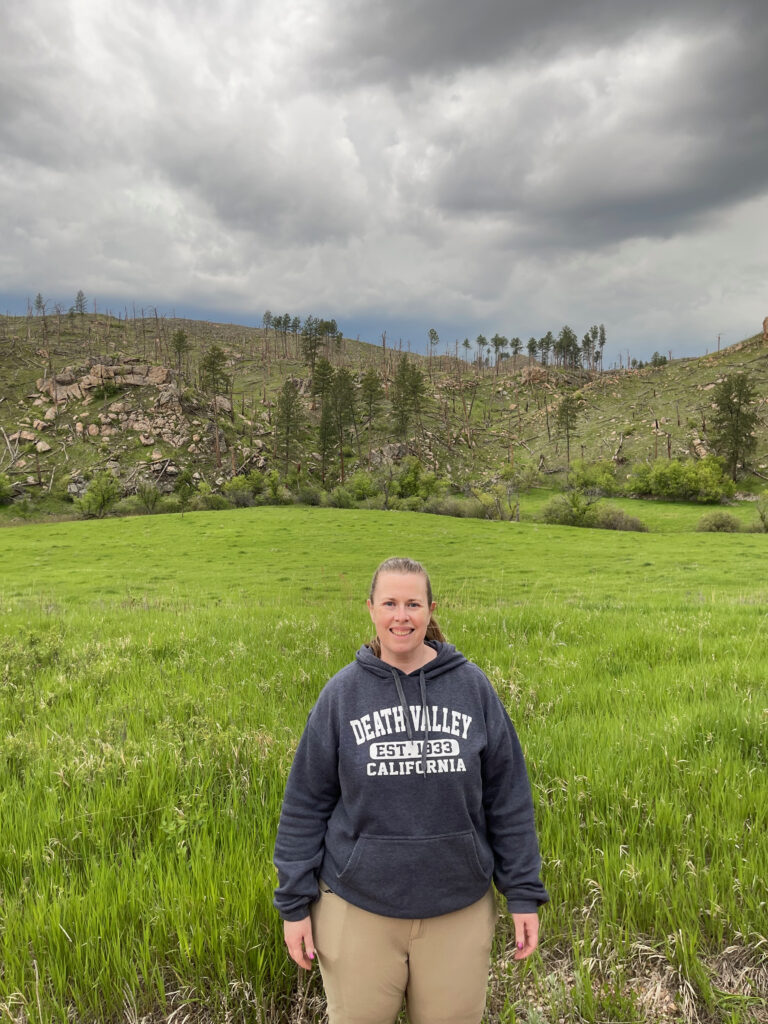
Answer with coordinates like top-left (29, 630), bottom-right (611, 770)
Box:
top-left (367, 571), bottom-right (436, 669)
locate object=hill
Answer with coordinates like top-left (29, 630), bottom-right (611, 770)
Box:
top-left (1, 309), bottom-right (766, 522)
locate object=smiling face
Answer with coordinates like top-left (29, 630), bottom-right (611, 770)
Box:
top-left (367, 571), bottom-right (437, 672)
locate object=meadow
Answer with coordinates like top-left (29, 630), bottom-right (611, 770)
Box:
top-left (0, 507), bottom-right (766, 1024)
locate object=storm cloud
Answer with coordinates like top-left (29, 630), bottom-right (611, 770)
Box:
top-left (1, 0), bottom-right (765, 358)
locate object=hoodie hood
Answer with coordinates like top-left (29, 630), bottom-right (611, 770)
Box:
top-left (355, 640), bottom-right (468, 681)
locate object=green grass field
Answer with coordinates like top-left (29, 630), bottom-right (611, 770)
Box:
top-left (1, 508), bottom-right (766, 1023)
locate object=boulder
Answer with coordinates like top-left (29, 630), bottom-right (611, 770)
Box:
top-left (213, 395), bottom-right (232, 414)
top-left (10, 430), bottom-right (37, 443)
top-left (57, 383), bottom-right (83, 401)
top-left (35, 440), bottom-right (52, 453)
top-left (146, 366), bottom-right (171, 385)
top-left (33, 419), bottom-right (47, 431)
top-left (44, 406), bottom-right (58, 421)
top-left (54, 367), bottom-right (77, 385)
top-left (155, 385), bottom-right (180, 408)
top-left (87, 424), bottom-right (99, 437)
top-left (139, 434), bottom-right (154, 446)
top-left (75, 422), bottom-right (84, 435)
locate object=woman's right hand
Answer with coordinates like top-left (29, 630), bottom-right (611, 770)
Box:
top-left (283, 917), bottom-right (316, 969)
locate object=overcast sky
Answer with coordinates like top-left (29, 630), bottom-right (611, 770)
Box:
top-left (1, 0), bottom-right (766, 362)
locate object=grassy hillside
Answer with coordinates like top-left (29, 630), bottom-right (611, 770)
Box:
top-left (1, 507), bottom-right (765, 1023)
top-left (1, 311), bottom-right (766, 525)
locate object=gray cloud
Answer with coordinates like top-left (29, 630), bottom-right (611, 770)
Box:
top-left (0, 0), bottom-right (765, 357)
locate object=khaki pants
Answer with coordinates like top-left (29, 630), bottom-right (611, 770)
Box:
top-left (310, 886), bottom-right (497, 1024)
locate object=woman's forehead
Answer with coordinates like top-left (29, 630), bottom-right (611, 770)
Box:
top-left (373, 571), bottom-right (429, 599)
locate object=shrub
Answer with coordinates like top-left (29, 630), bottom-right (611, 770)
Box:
top-left (0, 473), bottom-right (13, 506)
top-left (754, 495), bottom-right (768, 533)
top-left (296, 483), bottom-right (322, 506)
top-left (595, 506), bottom-right (648, 532)
top-left (394, 457), bottom-right (439, 500)
top-left (191, 481), bottom-right (231, 511)
top-left (222, 476), bottom-right (254, 507)
top-left (538, 491), bottom-right (599, 527)
top-left (568, 460), bottom-right (619, 496)
top-left (174, 468), bottom-right (194, 493)
top-left (398, 495), bottom-right (425, 512)
top-left (246, 469), bottom-right (265, 495)
top-left (328, 485), bottom-right (354, 509)
top-left (348, 470), bottom-right (379, 501)
top-left (74, 471), bottom-right (120, 518)
top-left (696, 511), bottom-right (741, 533)
top-left (630, 458), bottom-right (734, 503)
top-left (257, 471), bottom-right (292, 505)
top-left (136, 479), bottom-right (161, 514)
top-left (424, 495), bottom-right (481, 518)
top-left (192, 492), bottom-right (231, 511)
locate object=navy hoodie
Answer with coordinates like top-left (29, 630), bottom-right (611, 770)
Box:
top-left (273, 641), bottom-right (548, 921)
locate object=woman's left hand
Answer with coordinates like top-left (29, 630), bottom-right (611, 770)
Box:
top-left (512, 912), bottom-right (539, 959)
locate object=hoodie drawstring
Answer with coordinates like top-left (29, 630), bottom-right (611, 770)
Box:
top-left (419, 668), bottom-right (429, 777)
top-left (390, 667), bottom-right (429, 778)
top-left (391, 669), bottom-right (413, 739)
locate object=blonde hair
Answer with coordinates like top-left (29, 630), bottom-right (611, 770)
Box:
top-left (367, 557), bottom-right (446, 658)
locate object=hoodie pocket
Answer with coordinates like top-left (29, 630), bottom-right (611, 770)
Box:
top-left (338, 830), bottom-right (489, 901)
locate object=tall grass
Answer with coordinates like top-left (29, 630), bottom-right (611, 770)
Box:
top-left (1, 508), bottom-right (766, 1023)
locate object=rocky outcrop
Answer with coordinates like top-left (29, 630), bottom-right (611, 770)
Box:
top-left (36, 363), bottom-right (173, 402)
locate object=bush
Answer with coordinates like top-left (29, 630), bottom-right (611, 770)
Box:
top-left (222, 476), bottom-right (254, 507)
top-left (348, 470), bottom-right (379, 501)
top-left (296, 483), bottom-right (322, 506)
top-left (191, 481), bottom-right (231, 511)
top-left (264, 470), bottom-right (293, 504)
top-left (754, 495), bottom-right (768, 533)
top-left (74, 471), bottom-right (120, 518)
top-left (398, 495), bottom-right (425, 512)
top-left (424, 495), bottom-right (484, 518)
top-left (328, 485), bottom-right (354, 509)
top-left (136, 479), bottom-right (161, 514)
top-left (696, 511), bottom-right (741, 533)
top-left (246, 469), bottom-right (265, 495)
top-left (538, 491), bottom-right (599, 527)
top-left (630, 457), bottom-right (734, 503)
top-left (595, 506), bottom-right (648, 532)
top-left (0, 473), bottom-right (13, 506)
top-left (192, 492), bottom-right (231, 511)
top-left (394, 457), bottom-right (439, 500)
top-left (568, 460), bottom-right (619, 496)
top-left (113, 495), bottom-right (141, 516)
top-left (174, 469), bottom-right (194, 493)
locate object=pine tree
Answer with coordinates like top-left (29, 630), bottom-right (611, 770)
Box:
top-left (710, 373), bottom-right (758, 478)
top-left (556, 392), bottom-right (581, 466)
top-left (274, 378), bottom-right (306, 474)
top-left (391, 357), bottom-right (426, 439)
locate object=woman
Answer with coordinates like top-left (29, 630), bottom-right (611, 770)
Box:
top-left (274, 557), bottom-right (548, 1024)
